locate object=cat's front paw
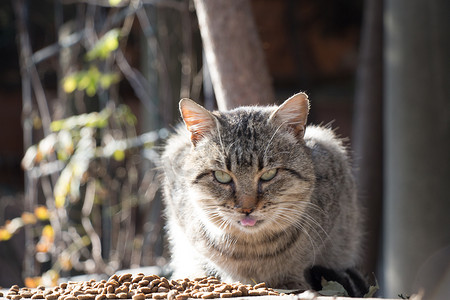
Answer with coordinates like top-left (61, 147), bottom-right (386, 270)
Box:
top-left (304, 265), bottom-right (369, 297)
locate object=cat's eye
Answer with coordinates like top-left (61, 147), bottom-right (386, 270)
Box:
top-left (214, 170), bottom-right (232, 184)
top-left (260, 168), bottom-right (278, 181)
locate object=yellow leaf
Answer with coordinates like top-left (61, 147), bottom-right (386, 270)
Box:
top-left (33, 115), bottom-right (42, 130)
top-left (59, 254), bottom-right (72, 271)
top-left (50, 120), bottom-right (63, 132)
top-left (104, 36), bottom-right (119, 52)
top-left (25, 277), bottom-right (40, 288)
top-left (63, 76), bottom-right (77, 93)
top-left (21, 212), bottom-right (37, 225)
top-left (54, 168), bottom-right (72, 208)
top-left (42, 225), bottom-right (54, 241)
top-left (55, 195), bottom-right (65, 208)
top-left (35, 206), bottom-right (50, 221)
top-left (42, 270), bottom-right (59, 287)
top-left (0, 228), bottom-right (12, 241)
top-left (36, 241), bottom-right (50, 253)
top-left (113, 149), bottom-right (125, 161)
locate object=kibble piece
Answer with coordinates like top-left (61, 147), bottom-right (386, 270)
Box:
top-left (11, 295), bottom-right (22, 300)
top-left (142, 275), bottom-right (157, 282)
top-left (158, 282), bottom-right (169, 289)
top-left (201, 292), bottom-right (219, 299)
top-left (214, 285), bottom-right (230, 294)
top-left (94, 295), bottom-right (106, 300)
top-left (248, 290), bottom-right (261, 296)
top-left (105, 294), bottom-right (116, 299)
top-left (132, 293), bottom-right (145, 300)
top-left (157, 287), bottom-right (169, 293)
top-left (116, 293), bottom-right (128, 299)
top-left (152, 293), bottom-right (168, 299)
top-left (105, 286), bottom-right (114, 294)
top-left (106, 280), bottom-right (119, 288)
top-left (175, 294), bottom-right (189, 300)
top-left (257, 289), bottom-right (269, 296)
top-left (268, 291), bottom-right (279, 296)
top-left (167, 290), bottom-right (178, 300)
top-left (230, 290), bottom-right (242, 297)
top-left (31, 294), bottom-right (45, 299)
top-left (149, 279), bottom-right (161, 288)
top-left (84, 289), bottom-right (98, 295)
top-left (190, 291), bottom-right (202, 299)
top-left (237, 285), bottom-right (248, 296)
top-left (207, 280), bottom-right (220, 285)
top-left (118, 274), bottom-right (132, 283)
top-left (138, 280), bottom-right (150, 287)
top-left (10, 285), bottom-right (20, 292)
top-left (115, 287), bottom-right (128, 294)
top-left (46, 294), bottom-right (59, 300)
top-left (138, 287), bottom-right (152, 294)
top-left (77, 294), bottom-right (95, 300)
top-left (253, 282), bottom-right (266, 289)
top-left (219, 292), bottom-right (232, 298)
top-left (132, 276), bottom-right (144, 284)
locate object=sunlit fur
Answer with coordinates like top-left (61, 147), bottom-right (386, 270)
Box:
top-left (161, 96), bottom-right (361, 289)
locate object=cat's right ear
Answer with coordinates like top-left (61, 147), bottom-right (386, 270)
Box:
top-left (269, 92), bottom-right (310, 139)
top-left (179, 98), bottom-right (216, 146)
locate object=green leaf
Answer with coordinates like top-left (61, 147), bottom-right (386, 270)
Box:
top-left (364, 276), bottom-right (380, 298)
top-left (317, 278), bottom-right (349, 297)
top-left (86, 29), bottom-right (121, 61)
top-left (109, 0), bottom-right (122, 6)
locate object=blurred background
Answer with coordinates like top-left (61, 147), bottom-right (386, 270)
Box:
top-left (0, 0), bottom-right (448, 298)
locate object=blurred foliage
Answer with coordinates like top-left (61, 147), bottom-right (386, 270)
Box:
top-left (63, 66), bottom-right (120, 97)
top-left (8, 0), bottom-right (196, 287)
top-left (8, 102), bottom-right (164, 286)
top-left (85, 29), bottom-right (121, 61)
top-left (0, 206), bottom-right (49, 241)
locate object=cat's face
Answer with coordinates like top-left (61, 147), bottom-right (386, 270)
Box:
top-left (181, 93), bottom-right (316, 235)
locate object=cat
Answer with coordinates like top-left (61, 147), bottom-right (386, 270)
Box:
top-left (161, 93), bottom-right (364, 295)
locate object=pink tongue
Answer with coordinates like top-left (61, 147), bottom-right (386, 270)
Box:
top-left (240, 217), bottom-right (257, 227)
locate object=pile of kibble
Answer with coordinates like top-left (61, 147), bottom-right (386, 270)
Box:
top-left (1, 274), bottom-right (284, 300)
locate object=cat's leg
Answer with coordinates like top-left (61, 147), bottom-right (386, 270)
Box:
top-left (304, 265), bottom-right (369, 297)
top-left (167, 223), bottom-right (207, 279)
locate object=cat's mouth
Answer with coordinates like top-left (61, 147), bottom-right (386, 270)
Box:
top-left (239, 216), bottom-right (259, 227)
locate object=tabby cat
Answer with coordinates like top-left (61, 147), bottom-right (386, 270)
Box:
top-left (161, 93), bottom-right (364, 295)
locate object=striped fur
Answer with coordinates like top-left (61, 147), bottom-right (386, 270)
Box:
top-left (161, 94), bottom-right (361, 289)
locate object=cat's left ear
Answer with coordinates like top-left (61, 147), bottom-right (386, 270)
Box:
top-left (179, 98), bottom-right (217, 146)
top-left (269, 92), bottom-right (310, 139)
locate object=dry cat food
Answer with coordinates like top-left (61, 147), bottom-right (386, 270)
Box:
top-left (3, 274), bottom-right (284, 300)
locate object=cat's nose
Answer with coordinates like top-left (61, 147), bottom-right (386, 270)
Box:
top-left (236, 196), bottom-right (257, 215)
top-left (241, 208), bottom-right (254, 215)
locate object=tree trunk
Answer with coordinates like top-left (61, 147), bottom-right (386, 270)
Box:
top-left (352, 0), bottom-right (383, 276)
top-left (193, 0), bottom-right (275, 110)
top-left (383, 0), bottom-right (450, 297)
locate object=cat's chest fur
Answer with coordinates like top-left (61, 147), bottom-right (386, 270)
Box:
top-left (161, 93), bottom-right (361, 290)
